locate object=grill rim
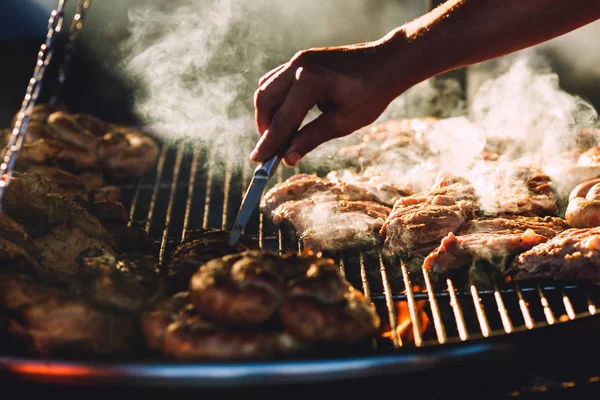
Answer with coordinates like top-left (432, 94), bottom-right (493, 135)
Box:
top-left (2, 311), bottom-right (600, 387)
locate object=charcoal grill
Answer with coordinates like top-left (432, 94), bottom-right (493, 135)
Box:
top-left (2, 0), bottom-right (600, 389)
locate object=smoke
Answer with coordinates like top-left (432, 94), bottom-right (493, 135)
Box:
top-left (120, 0), bottom-right (422, 172)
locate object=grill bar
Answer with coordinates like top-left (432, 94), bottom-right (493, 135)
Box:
top-left (378, 252), bottom-right (401, 347)
top-left (400, 261), bottom-right (423, 346)
top-left (202, 147), bottom-right (217, 230)
top-left (181, 145), bottom-right (200, 240)
top-left (144, 143), bottom-right (168, 233)
top-left (494, 283), bottom-right (514, 333)
top-left (158, 142), bottom-right (184, 265)
top-left (422, 267), bottom-right (447, 344)
top-left (470, 285), bottom-right (491, 337)
top-left (447, 278), bottom-right (469, 341)
top-left (515, 283), bottom-right (535, 329)
top-left (538, 285), bottom-right (556, 325)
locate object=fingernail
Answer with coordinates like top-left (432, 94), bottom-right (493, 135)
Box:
top-left (285, 151), bottom-right (301, 167)
top-left (249, 149), bottom-right (259, 163)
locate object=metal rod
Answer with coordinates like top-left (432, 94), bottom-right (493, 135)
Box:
top-left (494, 283), bottom-right (514, 333)
top-left (127, 179), bottom-right (143, 228)
top-left (586, 292), bottom-right (597, 315)
top-left (378, 251), bottom-right (401, 347)
top-left (515, 282), bottom-right (534, 329)
top-left (158, 142), bottom-right (184, 265)
top-left (144, 143), bottom-right (168, 233)
top-left (50, 0), bottom-right (93, 105)
top-left (421, 267), bottom-right (447, 344)
top-left (202, 146), bottom-right (217, 229)
top-left (338, 251), bottom-right (346, 276)
top-left (447, 279), bottom-right (468, 341)
top-left (400, 261), bottom-right (423, 346)
top-left (181, 145), bottom-right (200, 240)
top-left (259, 213), bottom-right (264, 249)
top-left (470, 285), bottom-right (491, 337)
top-left (221, 152), bottom-right (233, 231)
top-left (562, 291), bottom-right (576, 321)
top-left (0, 0), bottom-right (67, 209)
top-left (537, 285), bottom-right (556, 325)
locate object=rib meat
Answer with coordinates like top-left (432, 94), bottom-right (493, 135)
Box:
top-left (424, 216), bottom-right (569, 274)
top-left (380, 175), bottom-right (479, 254)
top-left (512, 227), bottom-right (600, 284)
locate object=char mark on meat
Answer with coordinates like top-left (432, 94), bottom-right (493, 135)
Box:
top-left (423, 216), bottom-right (569, 274)
top-left (511, 227), bottom-right (600, 285)
top-left (380, 175), bottom-right (478, 255)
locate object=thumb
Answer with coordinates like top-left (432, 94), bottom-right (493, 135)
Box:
top-left (282, 112), bottom-right (346, 167)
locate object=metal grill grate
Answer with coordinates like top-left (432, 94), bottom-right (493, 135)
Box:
top-left (122, 142), bottom-right (600, 352)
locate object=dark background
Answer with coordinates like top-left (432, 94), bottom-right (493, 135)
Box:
top-left (2, 1), bottom-right (600, 398)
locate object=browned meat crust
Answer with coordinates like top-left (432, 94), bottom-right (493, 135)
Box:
top-left (188, 250), bottom-right (380, 344)
top-left (512, 227), bottom-right (600, 284)
top-left (167, 228), bottom-right (259, 292)
top-left (272, 199), bottom-right (391, 251)
top-left (142, 293), bottom-right (305, 360)
top-left (0, 273), bottom-right (137, 357)
top-left (96, 127), bottom-right (159, 178)
top-left (381, 175), bottom-right (479, 254)
top-left (424, 216), bottom-right (569, 274)
top-left (492, 166), bottom-right (558, 217)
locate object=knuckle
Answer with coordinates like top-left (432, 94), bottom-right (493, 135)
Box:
top-left (253, 87), bottom-right (267, 110)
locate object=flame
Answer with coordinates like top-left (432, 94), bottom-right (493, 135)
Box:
top-left (382, 286), bottom-right (431, 344)
top-left (9, 363), bottom-right (95, 377)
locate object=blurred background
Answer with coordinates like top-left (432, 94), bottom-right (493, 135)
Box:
top-left (1, 0), bottom-right (599, 131)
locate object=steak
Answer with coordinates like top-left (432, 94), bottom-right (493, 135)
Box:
top-left (380, 175), bottom-right (479, 254)
top-left (272, 199), bottom-right (391, 251)
top-left (424, 216), bottom-right (569, 274)
top-left (512, 227), bottom-right (600, 284)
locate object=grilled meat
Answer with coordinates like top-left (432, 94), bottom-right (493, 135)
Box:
top-left (142, 292), bottom-right (305, 360)
top-left (272, 199), bottom-right (391, 251)
top-left (11, 104), bottom-right (66, 127)
top-left (381, 175), bottom-right (479, 254)
top-left (492, 166), bottom-right (557, 217)
top-left (72, 113), bottom-right (110, 137)
top-left (512, 227), bottom-right (600, 284)
top-left (75, 248), bottom-right (164, 313)
top-left (337, 118), bottom-right (435, 166)
top-left (46, 111), bottom-right (98, 153)
top-left (424, 216), bottom-right (569, 274)
top-left (260, 174), bottom-right (335, 215)
top-left (0, 213), bottom-right (42, 275)
top-left (325, 169), bottom-right (413, 204)
top-left (167, 228), bottom-right (259, 292)
top-left (189, 250), bottom-right (380, 344)
top-left (0, 272), bottom-right (137, 357)
top-left (96, 127), bottom-right (159, 178)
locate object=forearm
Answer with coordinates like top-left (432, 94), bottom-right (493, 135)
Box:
top-left (379, 0), bottom-right (600, 87)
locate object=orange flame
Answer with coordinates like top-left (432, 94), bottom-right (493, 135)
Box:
top-left (382, 286), bottom-right (430, 344)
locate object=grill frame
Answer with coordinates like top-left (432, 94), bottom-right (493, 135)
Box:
top-left (4, 141), bottom-right (600, 387)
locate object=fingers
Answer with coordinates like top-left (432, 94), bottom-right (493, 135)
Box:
top-left (254, 64), bottom-right (295, 135)
top-left (282, 112), bottom-right (346, 167)
top-left (250, 67), bottom-right (321, 163)
top-left (258, 64), bottom-right (285, 87)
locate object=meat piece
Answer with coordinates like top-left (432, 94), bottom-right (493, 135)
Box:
top-left (326, 169), bottom-right (413, 204)
top-left (74, 248), bottom-right (164, 313)
top-left (11, 104), bottom-right (66, 127)
top-left (96, 127), bottom-right (159, 178)
top-left (15, 165), bottom-right (120, 201)
top-left (512, 227), bottom-right (600, 285)
top-left (167, 228), bottom-right (259, 292)
top-left (280, 257), bottom-right (380, 344)
top-left (189, 251), bottom-right (285, 326)
top-left (492, 166), bottom-right (558, 217)
top-left (260, 174), bottom-right (335, 215)
top-left (578, 147), bottom-right (600, 167)
top-left (0, 214), bottom-right (42, 275)
top-left (142, 292), bottom-right (305, 360)
top-left (0, 272), bottom-right (137, 357)
top-left (33, 224), bottom-right (117, 281)
top-left (106, 224), bottom-right (156, 254)
top-left (188, 250), bottom-right (380, 344)
top-left (272, 200), bottom-right (391, 251)
top-left (424, 216), bottom-right (569, 274)
top-left (381, 175), bottom-right (479, 254)
top-left (46, 111), bottom-right (98, 152)
top-left (72, 113), bottom-right (110, 137)
top-left (19, 139), bottom-right (67, 164)
top-left (338, 118), bottom-right (435, 166)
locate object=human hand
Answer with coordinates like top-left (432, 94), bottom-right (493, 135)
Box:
top-left (250, 37), bottom-right (418, 167)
